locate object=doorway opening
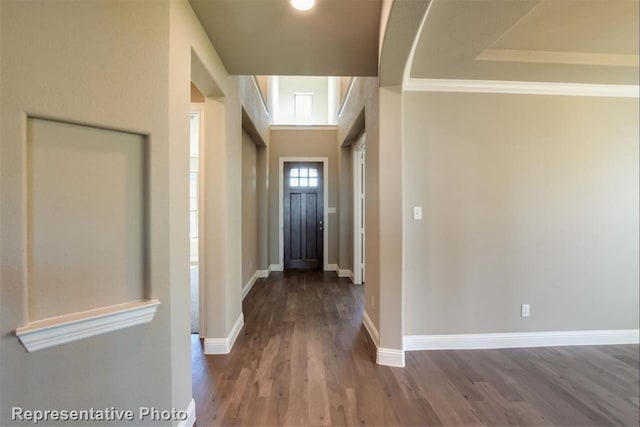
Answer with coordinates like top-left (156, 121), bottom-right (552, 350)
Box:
top-left (189, 106), bottom-right (203, 334)
top-left (353, 133), bottom-right (366, 284)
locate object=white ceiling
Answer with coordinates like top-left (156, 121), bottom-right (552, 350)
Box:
top-left (189, 0), bottom-right (382, 76)
top-left (410, 0), bottom-right (639, 85)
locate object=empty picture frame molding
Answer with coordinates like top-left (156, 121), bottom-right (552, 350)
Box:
top-left (16, 117), bottom-right (159, 352)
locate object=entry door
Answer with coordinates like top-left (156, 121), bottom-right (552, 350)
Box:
top-left (284, 162), bottom-right (324, 270)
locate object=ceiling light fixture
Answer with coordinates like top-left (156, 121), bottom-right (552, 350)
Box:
top-left (290, 0), bottom-right (315, 12)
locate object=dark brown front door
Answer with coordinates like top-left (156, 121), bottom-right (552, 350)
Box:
top-left (284, 162), bottom-right (324, 270)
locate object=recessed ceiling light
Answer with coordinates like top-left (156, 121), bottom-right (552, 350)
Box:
top-left (290, 0), bottom-right (315, 12)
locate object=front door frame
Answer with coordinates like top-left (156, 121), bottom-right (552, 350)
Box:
top-left (279, 157), bottom-right (329, 271)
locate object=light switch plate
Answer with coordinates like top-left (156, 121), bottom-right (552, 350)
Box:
top-left (413, 206), bottom-right (422, 220)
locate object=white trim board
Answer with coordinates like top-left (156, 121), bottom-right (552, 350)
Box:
top-left (278, 157), bottom-right (329, 272)
top-left (363, 311), bottom-right (379, 347)
top-left (271, 125), bottom-right (338, 131)
top-left (338, 269), bottom-right (353, 281)
top-left (404, 329), bottom-right (640, 351)
top-left (177, 399), bottom-right (196, 427)
top-left (270, 263), bottom-right (283, 272)
top-left (256, 268), bottom-right (270, 278)
top-left (241, 271), bottom-right (259, 300)
top-left (204, 313), bottom-right (244, 354)
top-left (16, 299), bottom-right (160, 352)
top-left (363, 311), bottom-right (404, 367)
top-left (403, 78), bottom-right (640, 98)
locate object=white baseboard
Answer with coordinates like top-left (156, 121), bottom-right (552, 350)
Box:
top-left (177, 398), bottom-right (195, 427)
top-left (362, 311), bottom-right (403, 367)
top-left (403, 329), bottom-right (640, 351)
top-left (270, 263), bottom-right (283, 272)
top-left (338, 269), bottom-right (353, 281)
top-left (326, 263), bottom-right (339, 272)
top-left (363, 311), bottom-right (379, 347)
top-left (256, 268), bottom-right (270, 278)
top-left (241, 271), bottom-right (258, 300)
top-left (377, 348), bottom-right (405, 367)
top-left (203, 313), bottom-right (245, 354)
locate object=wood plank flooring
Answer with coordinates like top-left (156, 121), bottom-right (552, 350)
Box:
top-left (192, 271), bottom-right (639, 426)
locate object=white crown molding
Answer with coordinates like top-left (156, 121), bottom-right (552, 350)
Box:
top-left (177, 399), bottom-right (196, 427)
top-left (404, 329), bottom-right (640, 351)
top-left (377, 348), bottom-right (405, 368)
top-left (241, 271), bottom-right (259, 300)
top-left (204, 313), bottom-right (244, 354)
top-left (16, 299), bottom-right (161, 352)
top-left (270, 125), bottom-right (338, 131)
top-left (403, 78), bottom-right (640, 98)
top-left (476, 48), bottom-right (639, 68)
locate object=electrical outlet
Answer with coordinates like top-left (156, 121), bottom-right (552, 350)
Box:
top-left (521, 304), bottom-right (530, 317)
top-left (370, 296), bottom-right (375, 309)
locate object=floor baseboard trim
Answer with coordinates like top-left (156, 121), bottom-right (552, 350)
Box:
top-left (256, 267), bottom-right (270, 278)
top-left (203, 313), bottom-right (245, 354)
top-left (241, 271), bottom-right (259, 300)
top-left (338, 269), bottom-right (354, 281)
top-left (377, 348), bottom-right (405, 367)
top-left (326, 263), bottom-right (339, 272)
top-left (177, 398), bottom-right (196, 427)
top-left (362, 311), bottom-right (379, 348)
top-left (404, 329), bottom-right (640, 351)
top-left (269, 264), bottom-right (283, 272)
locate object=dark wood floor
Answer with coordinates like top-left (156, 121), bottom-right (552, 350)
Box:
top-left (192, 271), bottom-right (639, 426)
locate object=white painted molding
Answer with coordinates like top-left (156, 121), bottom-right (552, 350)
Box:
top-left (362, 311), bottom-right (404, 367)
top-left (177, 398), bottom-right (196, 427)
top-left (326, 263), bottom-right (339, 272)
top-left (363, 311), bottom-right (380, 348)
top-left (251, 75), bottom-right (270, 116)
top-left (204, 313), bottom-right (244, 354)
top-left (338, 269), bottom-right (353, 281)
top-left (403, 78), bottom-right (640, 98)
top-left (403, 329), bottom-right (640, 351)
top-left (16, 299), bottom-right (160, 352)
top-left (256, 268), bottom-right (270, 278)
top-left (269, 264), bottom-right (283, 272)
top-left (377, 348), bottom-right (405, 368)
top-left (337, 77), bottom-right (357, 118)
top-left (241, 271), bottom-right (259, 300)
top-left (271, 125), bottom-right (338, 131)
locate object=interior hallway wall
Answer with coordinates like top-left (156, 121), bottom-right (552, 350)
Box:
top-left (337, 77), bottom-right (381, 334)
top-left (403, 92), bottom-right (640, 335)
top-left (1, 1), bottom-right (176, 421)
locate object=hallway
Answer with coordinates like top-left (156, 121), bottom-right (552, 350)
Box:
top-left (191, 272), bottom-right (639, 427)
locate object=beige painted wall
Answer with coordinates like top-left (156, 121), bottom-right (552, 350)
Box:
top-left (1, 0), bottom-right (175, 420)
top-left (242, 130), bottom-right (259, 286)
top-left (403, 92), bottom-right (640, 335)
top-left (337, 77), bottom-right (382, 335)
top-left (268, 128), bottom-right (339, 267)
